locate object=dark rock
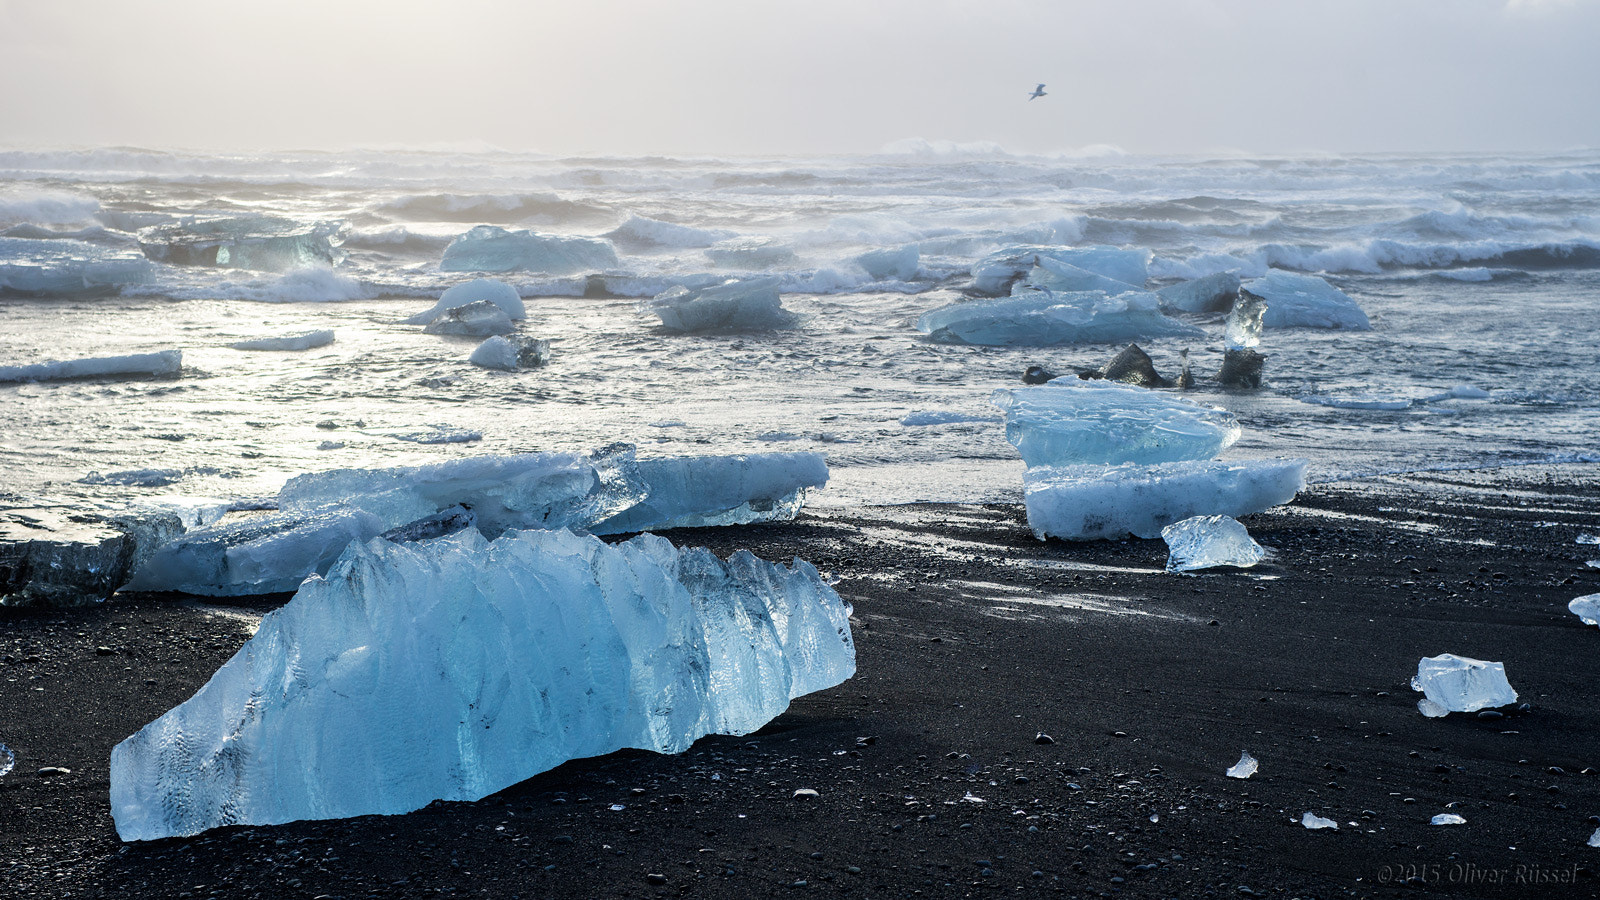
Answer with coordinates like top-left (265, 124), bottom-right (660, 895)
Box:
top-left (1097, 343), bottom-right (1170, 387)
top-left (1022, 366), bottom-right (1057, 385)
top-left (1034, 733), bottom-right (1054, 745)
top-left (1216, 348), bottom-right (1265, 389)
top-left (381, 506), bottom-right (477, 544)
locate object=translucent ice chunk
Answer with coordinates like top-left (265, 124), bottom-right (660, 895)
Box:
top-left (109, 528), bottom-right (856, 840)
top-left (643, 278), bottom-right (798, 332)
top-left (970, 246), bottom-right (1151, 294)
top-left (0, 350), bottom-right (181, 383)
top-left (1568, 594), bottom-right (1600, 626)
top-left (0, 236), bottom-right (152, 296)
top-left (1431, 813), bottom-right (1466, 826)
top-left (228, 330), bottom-right (335, 352)
top-left (440, 225), bottom-right (618, 274)
top-left (138, 216), bottom-right (343, 271)
top-left (403, 277), bottom-right (525, 324)
top-left (602, 215), bottom-right (733, 251)
top-left (1025, 256), bottom-right (1141, 294)
top-left (1024, 459), bottom-right (1308, 541)
top-left (469, 334), bottom-right (550, 370)
top-left (1301, 812), bottom-right (1338, 830)
top-left (591, 452), bottom-right (828, 534)
top-left (1410, 654), bottom-right (1517, 716)
top-left (1224, 290), bottom-right (1267, 350)
top-left (918, 290), bottom-right (1202, 346)
top-left (704, 238), bottom-right (796, 269)
top-left (1226, 751), bottom-right (1258, 779)
top-left (991, 380), bottom-right (1240, 468)
top-left (0, 743), bottom-right (12, 776)
top-left (855, 245), bottom-right (920, 281)
top-left (1157, 272), bottom-right (1240, 314)
top-left (1162, 515), bottom-right (1265, 573)
top-left (1589, 827), bottom-right (1600, 848)
top-left (422, 299), bottom-right (516, 336)
top-left (1242, 271), bottom-right (1370, 330)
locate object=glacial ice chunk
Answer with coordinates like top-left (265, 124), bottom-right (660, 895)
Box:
top-left (109, 527), bottom-right (856, 840)
top-left (603, 215), bottom-right (733, 251)
top-left (1025, 255), bottom-right (1142, 294)
top-left (1243, 271), bottom-right (1371, 330)
top-left (469, 334), bottom-right (551, 370)
top-left (0, 236), bottom-right (152, 296)
top-left (1023, 459), bottom-right (1308, 541)
top-left (1431, 814), bottom-right (1466, 826)
top-left (228, 330), bottom-right (335, 352)
top-left (990, 379), bottom-right (1241, 468)
top-left (440, 226), bottom-right (619, 274)
top-left (138, 217), bottom-right (343, 271)
top-left (1410, 654), bottom-right (1517, 717)
top-left (970, 246), bottom-right (1151, 295)
top-left (403, 277), bottom-right (526, 324)
top-left (422, 299), bottom-right (516, 336)
top-left (1589, 827), bottom-right (1600, 848)
top-left (1226, 751), bottom-right (1258, 779)
top-left (1568, 594), bottom-right (1599, 626)
top-left (1157, 272), bottom-right (1240, 314)
top-left (0, 350), bottom-right (181, 383)
top-left (1161, 515), bottom-right (1265, 573)
top-left (643, 278), bottom-right (798, 332)
top-left (704, 238), bottom-right (797, 269)
top-left (856, 246), bottom-right (920, 281)
top-left (2, 510), bottom-right (182, 607)
top-left (1301, 812), bottom-right (1338, 830)
top-left (1224, 289), bottom-right (1267, 350)
top-left (0, 743), bottom-right (12, 777)
top-left (591, 452), bottom-right (828, 534)
top-left (918, 290), bottom-right (1202, 346)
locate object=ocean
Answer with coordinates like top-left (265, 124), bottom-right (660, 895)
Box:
top-left (1, 145), bottom-right (1598, 523)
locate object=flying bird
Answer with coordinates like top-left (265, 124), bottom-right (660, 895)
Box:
top-left (1028, 83), bottom-right (1047, 101)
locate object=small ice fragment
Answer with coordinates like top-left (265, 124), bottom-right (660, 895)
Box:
top-left (1410, 654), bottom-right (1517, 716)
top-left (1224, 290), bottom-right (1267, 350)
top-left (1149, 814), bottom-right (1159, 823)
top-left (317, 440), bottom-right (345, 451)
top-left (1421, 384), bottom-right (1490, 401)
top-left (962, 792), bottom-right (986, 803)
top-left (649, 420), bottom-right (685, 428)
top-left (1162, 515), bottom-right (1265, 573)
top-left (1417, 698), bottom-right (1450, 718)
top-left (1024, 459), bottom-right (1307, 541)
top-left (1570, 594), bottom-right (1600, 626)
top-left (918, 289), bottom-right (1201, 346)
top-left (1589, 826), bottom-right (1600, 848)
top-left (423, 299), bottom-right (515, 337)
top-left (793, 788), bottom-right (820, 799)
top-left (468, 334), bottom-right (550, 370)
top-left (1225, 751), bottom-right (1258, 779)
top-left (404, 278), bottom-right (525, 324)
top-left (0, 743), bottom-right (13, 777)
top-left (440, 226), bottom-right (618, 275)
top-left (1576, 533), bottom-right (1600, 544)
top-left (608, 804), bottom-right (626, 811)
top-left (1300, 395), bottom-right (1412, 411)
top-left (1156, 271), bottom-right (1240, 314)
top-left (1588, 560), bottom-right (1600, 569)
top-left (1431, 813), bottom-right (1466, 826)
top-left (856, 245), bottom-right (920, 281)
top-left (229, 330), bottom-right (335, 352)
top-left (1301, 812), bottom-right (1337, 830)
top-left (81, 469), bottom-right (185, 488)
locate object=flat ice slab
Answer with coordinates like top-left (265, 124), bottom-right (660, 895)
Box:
top-left (440, 226), bottom-right (618, 274)
top-left (1243, 271), bottom-right (1371, 330)
top-left (0, 350), bottom-right (181, 383)
top-left (918, 290), bottom-right (1202, 346)
top-left (643, 278), bottom-right (797, 332)
top-left (1157, 272), bottom-right (1240, 314)
top-left (1571, 594), bottom-right (1600, 626)
top-left (403, 277), bottom-right (526, 324)
top-left (1411, 654), bottom-right (1517, 717)
top-left (970, 246), bottom-right (1151, 295)
top-left (1301, 812), bottom-right (1337, 830)
top-left (592, 452), bottom-right (828, 534)
top-left (855, 246), bottom-right (920, 282)
top-left (228, 330), bottom-right (335, 352)
top-left (1024, 256), bottom-right (1142, 294)
top-left (1024, 459), bottom-right (1308, 541)
top-left (110, 528), bottom-right (855, 840)
top-left (991, 379), bottom-right (1240, 468)
top-left (1161, 515), bottom-right (1265, 572)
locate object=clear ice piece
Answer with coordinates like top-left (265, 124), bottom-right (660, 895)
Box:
top-left (1024, 459), bottom-right (1308, 541)
top-left (1224, 290), bottom-right (1267, 350)
top-left (1417, 698), bottom-right (1449, 718)
top-left (1301, 812), bottom-right (1337, 830)
top-left (991, 380), bottom-right (1241, 468)
top-left (703, 238), bottom-right (796, 269)
top-left (1431, 813), bottom-right (1466, 826)
top-left (403, 278), bottom-right (525, 324)
top-left (1242, 271), bottom-right (1370, 330)
top-left (591, 452), bottom-right (828, 534)
top-left (469, 334), bottom-right (550, 370)
top-left (1409, 654), bottom-right (1517, 715)
top-left (1025, 256), bottom-right (1141, 294)
top-left (855, 246), bottom-right (920, 281)
top-left (643, 278), bottom-right (797, 332)
top-left (0, 350), bottom-right (181, 383)
top-left (1577, 533), bottom-right (1600, 545)
top-left (1162, 515), bottom-right (1265, 573)
top-left (228, 330), bottom-right (335, 352)
top-left (0, 235), bottom-right (153, 296)
top-left (970, 246), bottom-right (1151, 294)
top-left (1568, 594), bottom-right (1600, 626)
top-left (1589, 827), bottom-right (1600, 848)
top-left (138, 216), bottom-right (343, 271)
top-left (1226, 751), bottom-right (1258, 779)
top-left (918, 290), bottom-right (1202, 346)
top-left (1157, 272), bottom-right (1240, 314)
top-left (422, 299), bottom-right (516, 336)
top-left (440, 226), bottom-right (618, 274)
top-left (109, 528), bottom-right (856, 840)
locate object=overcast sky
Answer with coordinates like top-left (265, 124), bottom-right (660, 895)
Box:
top-left (1, 0), bottom-right (1596, 157)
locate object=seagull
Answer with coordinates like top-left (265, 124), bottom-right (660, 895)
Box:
top-left (1027, 83), bottom-right (1047, 101)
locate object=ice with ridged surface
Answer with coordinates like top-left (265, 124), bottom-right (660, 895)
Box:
top-left (1410, 654), bottom-right (1517, 717)
top-left (440, 226), bottom-right (618, 274)
top-left (970, 246), bottom-right (1151, 294)
top-left (592, 452), bottom-right (828, 534)
top-left (109, 527), bottom-right (855, 840)
top-left (991, 379), bottom-right (1240, 468)
top-left (1571, 594), bottom-right (1600, 626)
top-left (1157, 272), bottom-right (1240, 313)
top-left (643, 278), bottom-right (797, 332)
top-left (1224, 290), bottom-right (1268, 350)
top-left (403, 278), bottom-right (525, 324)
top-left (228, 330), bottom-right (335, 352)
top-left (1243, 271), bottom-right (1371, 330)
top-left (469, 335), bottom-right (550, 371)
top-left (1226, 751), bottom-right (1258, 779)
top-left (1162, 515), bottom-right (1265, 572)
top-left (1023, 459), bottom-right (1308, 541)
top-left (918, 290), bottom-right (1202, 346)
top-left (422, 299), bottom-right (516, 337)
top-left (1025, 256), bottom-right (1142, 294)
top-left (0, 350), bottom-right (181, 383)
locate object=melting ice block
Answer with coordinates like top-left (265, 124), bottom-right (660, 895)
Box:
top-left (704, 238), bottom-right (797, 269)
top-left (110, 528), bottom-right (856, 840)
top-left (1301, 812), bottom-right (1338, 830)
top-left (441, 226), bottom-right (618, 274)
top-left (228, 330), bottom-right (335, 352)
top-left (422, 299), bottom-right (516, 336)
top-left (1226, 751), bottom-right (1258, 779)
top-left (1410, 654), bottom-right (1517, 717)
top-left (1025, 256), bottom-right (1141, 294)
top-left (970, 246), bottom-right (1151, 295)
top-left (991, 379), bottom-right (1240, 467)
top-left (0, 236), bottom-right (153, 296)
top-left (469, 334), bottom-right (550, 370)
top-left (1224, 290), bottom-right (1267, 350)
top-left (1243, 271), bottom-right (1371, 330)
top-left (138, 217), bottom-right (342, 271)
top-left (1431, 814), bottom-right (1466, 826)
top-left (643, 278), bottom-right (797, 332)
top-left (403, 277), bottom-right (525, 324)
top-left (591, 452), bottom-right (828, 534)
top-left (856, 246), bottom-right (920, 281)
top-left (1571, 594), bottom-right (1600, 626)
top-left (1161, 515), bottom-right (1265, 573)
top-left (918, 290), bottom-right (1202, 346)
top-left (1023, 459), bottom-right (1307, 541)
top-left (1157, 272), bottom-right (1241, 314)
top-left (0, 350), bottom-right (181, 383)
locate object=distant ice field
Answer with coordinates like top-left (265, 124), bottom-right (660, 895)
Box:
top-left (1, 147), bottom-right (1597, 514)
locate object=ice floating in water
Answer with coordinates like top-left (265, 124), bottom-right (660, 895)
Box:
top-left (0, 350), bottom-right (181, 383)
top-left (991, 379), bottom-right (1240, 468)
top-left (970, 246), bottom-right (1151, 295)
top-left (704, 238), bottom-right (797, 269)
top-left (1431, 814), bottom-right (1466, 826)
top-left (918, 290), bottom-right (1202, 346)
top-left (1242, 271), bottom-right (1371, 330)
top-left (387, 426), bottom-right (483, 445)
top-left (81, 468), bottom-right (185, 487)
top-left (228, 330), bottom-right (335, 352)
top-left (1162, 515), bottom-right (1265, 573)
top-left (469, 334), bottom-right (551, 370)
top-left (1024, 459), bottom-right (1307, 541)
top-left (1223, 290), bottom-right (1267, 350)
top-left (1157, 272), bottom-right (1240, 314)
top-left (1301, 395), bottom-right (1413, 411)
top-left (1411, 654), bottom-right (1517, 717)
top-left (900, 411), bottom-right (998, 427)
top-left (591, 452), bottom-right (828, 535)
top-left (0, 236), bottom-right (152, 296)
top-left (1301, 812), bottom-right (1338, 830)
top-left (642, 278), bottom-right (797, 332)
top-left (403, 277), bottom-right (526, 324)
top-left (602, 215), bottom-right (732, 251)
top-left (1420, 384), bottom-right (1490, 402)
top-left (422, 299), bottom-right (516, 337)
top-left (1226, 751), bottom-right (1258, 779)
top-left (138, 217), bottom-right (343, 271)
top-left (856, 245), bottom-right (920, 281)
top-left (109, 527), bottom-right (855, 840)
top-left (1025, 256), bottom-right (1142, 294)
top-left (1569, 594), bottom-right (1600, 626)
top-left (440, 226), bottom-right (618, 274)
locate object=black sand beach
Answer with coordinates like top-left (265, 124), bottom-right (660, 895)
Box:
top-left (3, 465), bottom-right (1599, 899)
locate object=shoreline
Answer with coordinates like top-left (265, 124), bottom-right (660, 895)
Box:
top-left (3, 465), bottom-right (1600, 897)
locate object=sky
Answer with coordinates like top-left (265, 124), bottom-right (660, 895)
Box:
top-left (1, 0), bottom-right (1597, 157)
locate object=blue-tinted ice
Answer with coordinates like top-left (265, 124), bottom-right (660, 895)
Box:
top-left (1569, 594), bottom-right (1599, 626)
top-left (440, 225), bottom-right (618, 274)
top-left (1161, 515), bottom-right (1265, 572)
top-left (0, 350), bottom-right (181, 383)
top-left (403, 277), bottom-right (526, 324)
top-left (1410, 653), bottom-right (1517, 717)
top-left (643, 278), bottom-right (797, 332)
top-left (1024, 459), bottom-right (1307, 541)
top-left (1243, 271), bottom-right (1371, 330)
top-left (991, 379), bottom-right (1240, 468)
top-left (918, 289), bottom-right (1201, 346)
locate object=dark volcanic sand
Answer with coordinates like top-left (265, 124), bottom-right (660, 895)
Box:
top-left (3, 466), bottom-right (1599, 899)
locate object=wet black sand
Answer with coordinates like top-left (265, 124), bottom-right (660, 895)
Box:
top-left (3, 465), bottom-right (1599, 899)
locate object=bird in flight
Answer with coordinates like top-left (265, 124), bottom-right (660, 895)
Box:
top-left (1027, 83), bottom-right (1047, 100)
